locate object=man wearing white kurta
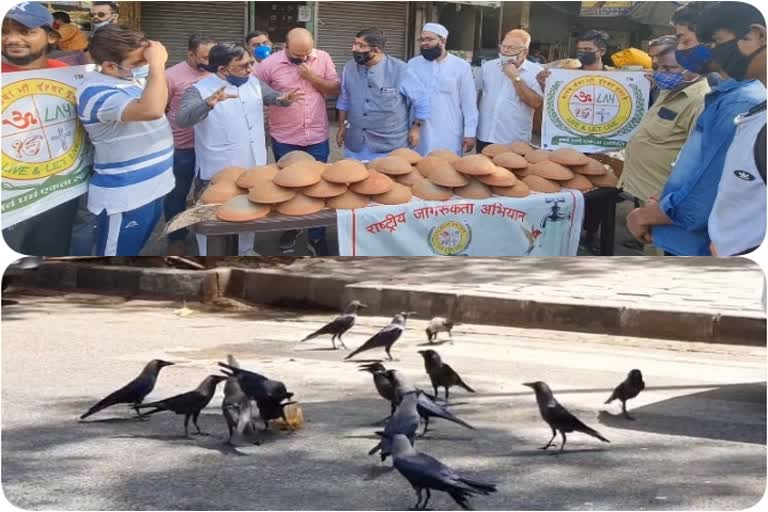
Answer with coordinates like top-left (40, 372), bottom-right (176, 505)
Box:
top-left (407, 23), bottom-right (479, 156)
top-left (176, 43), bottom-right (302, 255)
top-left (476, 29), bottom-right (544, 154)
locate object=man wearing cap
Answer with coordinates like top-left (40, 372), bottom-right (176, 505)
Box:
top-left (407, 22), bottom-right (478, 156)
top-left (2, 1), bottom-right (82, 256)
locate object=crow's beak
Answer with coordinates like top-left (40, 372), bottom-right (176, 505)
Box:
top-left (522, 382), bottom-right (534, 388)
top-left (417, 350), bottom-right (426, 355)
top-left (160, 361), bottom-right (175, 367)
top-left (359, 304), bottom-right (368, 309)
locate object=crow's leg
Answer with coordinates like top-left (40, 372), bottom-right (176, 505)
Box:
top-left (184, 414), bottom-right (191, 437)
top-left (558, 432), bottom-right (568, 452)
top-left (191, 411), bottom-right (209, 435)
top-left (622, 400), bottom-right (635, 420)
top-left (338, 333), bottom-right (348, 349)
top-left (540, 428), bottom-right (557, 450)
top-left (422, 489), bottom-right (432, 510)
top-left (410, 488), bottom-right (423, 510)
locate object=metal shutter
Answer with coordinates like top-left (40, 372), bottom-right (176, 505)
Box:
top-left (317, 1), bottom-right (410, 76)
top-left (140, 2), bottom-right (248, 65)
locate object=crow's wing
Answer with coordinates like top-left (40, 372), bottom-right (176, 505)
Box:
top-left (416, 393), bottom-right (474, 430)
top-left (303, 315), bottom-right (354, 340)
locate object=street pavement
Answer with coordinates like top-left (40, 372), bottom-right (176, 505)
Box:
top-left (2, 291), bottom-right (765, 510)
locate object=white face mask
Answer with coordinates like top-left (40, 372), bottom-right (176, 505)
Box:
top-left (499, 53), bottom-right (517, 65)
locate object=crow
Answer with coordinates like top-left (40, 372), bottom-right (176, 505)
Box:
top-left (391, 433), bottom-right (497, 510)
top-left (345, 312), bottom-right (414, 361)
top-left (368, 390), bottom-right (421, 461)
top-left (523, 381), bottom-right (609, 451)
top-left (418, 349), bottom-right (475, 401)
top-left (605, 369), bottom-right (645, 420)
top-left (359, 362), bottom-right (397, 415)
top-left (80, 359), bottom-right (174, 420)
top-left (301, 300), bottom-right (367, 349)
top-left (218, 362), bottom-right (295, 431)
top-left (221, 355), bottom-right (260, 445)
top-left (426, 317), bottom-right (455, 343)
top-left (133, 375), bottom-right (227, 436)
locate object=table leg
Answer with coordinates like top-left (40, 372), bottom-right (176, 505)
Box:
top-left (599, 190), bottom-right (617, 256)
top-left (206, 235), bottom-right (239, 256)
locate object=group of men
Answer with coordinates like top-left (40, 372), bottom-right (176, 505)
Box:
top-left (1, 1), bottom-right (765, 257)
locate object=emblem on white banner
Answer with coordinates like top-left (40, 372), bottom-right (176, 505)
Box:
top-left (428, 220), bottom-right (472, 256)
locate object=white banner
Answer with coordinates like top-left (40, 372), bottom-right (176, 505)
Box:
top-left (542, 69), bottom-right (650, 154)
top-left (337, 192), bottom-right (584, 256)
top-left (2, 65), bottom-right (94, 228)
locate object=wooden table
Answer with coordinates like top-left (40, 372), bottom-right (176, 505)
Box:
top-left (192, 188), bottom-right (619, 256)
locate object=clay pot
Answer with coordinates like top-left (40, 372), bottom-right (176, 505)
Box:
top-left (236, 164), bottom-right (280, 189)
top-left (273, 161), bottom-right (326, 188)
top-left (211, 166), bottom-right (248, 184)
top-left (529, 160), bottom-right (575, 181)
top-left (561, 174), bottom-right (595, 192)
top-left (427, 149), bottom-right (460, 163)
top-left (428, 161), bottom-right (469, 187)
top-left (480, 143), bottom-right (512, 158)
top-left (247, 181), bottom-right (297, 204)
top-left (276, 194), bottom-right (325, 216)
top-left (389, 147), bottom-right (422, 165)
top-left (216, 194), bottom-right (271, 222)
top-left (454, 154), bottom-right (496, 176)
top-left (589, 172), bottom-right (619, 188)
top-left (350, 170), bottom-right (394, 195)
top-left (412, 179), bottom-right (453, 201)
top-left (477, 166), bottom-right (519, 187)
top-left (326, 189), bottom-right (370, 209)
top-left (372, 182), bottom-right (413, 205)
top-left (508, 141), bottom-right (534, 155)
top-left (455, 178), bottom-right (492, 199)
top-left (303, 179), bottom-right (348, 198)
top-left (201, 181), bottom-right (247, 204)
top-left (395, 170), bottom-right (427, 187)
top-left (549, 147), bottom-right (590, 166)
top-left (492, 181), bottom-right (530, 197)
top-left (523, 175), bottom-right (562, 193)
top-left (371, 156), bottom-right (413, 176)
top-left (277, 150), bottom-right (315, 169)
top-left (493, 152), bottom-right (529, 170)
top-left (571, 158), bottom-right (607, 176)
top-left (525, 150), bottom-right (551, 164)
top-left (323, 159), bottom-right (369, 184)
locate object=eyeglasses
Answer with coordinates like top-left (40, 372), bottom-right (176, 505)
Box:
top-left (227, 61), bottom-right (255, 72)
top-left (89, 12), bottom-right (111, 19)
top-left (498, 45), bottom-right (526, 54)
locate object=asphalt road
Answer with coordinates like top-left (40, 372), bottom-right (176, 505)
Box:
top-left (2, 291), bottom-right (765, 510)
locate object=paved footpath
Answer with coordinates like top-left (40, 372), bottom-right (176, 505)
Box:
top-left (281, 257), bottom-right (766, 317)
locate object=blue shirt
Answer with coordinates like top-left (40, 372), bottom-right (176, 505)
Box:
top-left (653, 79), bottom-right (765, 255)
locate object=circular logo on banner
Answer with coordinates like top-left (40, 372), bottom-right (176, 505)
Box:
top-left (556, 75), bottom-right (632, 135)
top-left (2, 78), bottom-right (85, 180)
top-left (428, 221), bottom-right (471, 255)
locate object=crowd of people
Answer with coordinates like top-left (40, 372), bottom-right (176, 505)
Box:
top-left (1, 1), bottom-right (765, 257)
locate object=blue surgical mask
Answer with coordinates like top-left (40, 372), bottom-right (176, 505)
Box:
top-left (653, 71), bottom-right (686, 90)
top-left (254, 45), bottom-right (272, 61)
top-left (130, 64), bottom-right (149, 80)
top-left (675, 44), bottom-right (712, 75)
top-left (92, 19), bottom-right (111, 32)
top-left (226, 74), bottom-right (250, 87)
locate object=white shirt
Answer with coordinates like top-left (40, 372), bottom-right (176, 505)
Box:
top-left (192, 74), bottom-right (266, 181)
top-left (708, 102), bottom-right (766, 256)
top-left (408, 53), bottom-right (479, 156)
top-left (477, 57), bottom-right (543, 144)
top-left (76, 72), bottom-right (175, 215)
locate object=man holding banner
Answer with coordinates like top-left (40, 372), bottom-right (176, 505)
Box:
top-left (1, 2), bottom-right (82, 256)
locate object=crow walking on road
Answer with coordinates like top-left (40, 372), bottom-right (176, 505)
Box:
top-left (133, 375), bottom-right (227, 436)
top-left (345, 312), bottom-right (414, 361)
top-left (80, 359), bottom-right (174, 420)
top-left (418, 349), bottom-right (475, 401)
top-left (523, 381), bottom-right (610, 451)
top-left (301, 300), bottom-right (367, 350)
top-left (605, 369), bottom-right (645, 420)
top-left (425, 317), bottom-right (455, 343)
top-left (391, 433), bottom-right (497, 510)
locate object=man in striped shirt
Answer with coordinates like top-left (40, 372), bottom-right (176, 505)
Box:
top-left (76, 25), bottom-right (174, 256)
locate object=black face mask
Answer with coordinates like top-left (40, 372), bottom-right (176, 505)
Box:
top-left (576, 51), bottom-right (598, 66)
top-left (353, 51), bottom-right (373, 65)
top-left (289, 56), bottom-right (306, 65)
top-left (421, 45), bottom-right (442, 61)
top-left (712, 39), bottom-right (765, 81)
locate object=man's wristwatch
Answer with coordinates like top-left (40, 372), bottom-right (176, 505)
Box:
top-left (412, 120), bottom-right (423, 128)
top-left (512, 75), bottom-right (522, 83)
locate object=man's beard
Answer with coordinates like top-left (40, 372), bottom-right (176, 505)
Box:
top-left (2, 47), bottom-right (46, 66)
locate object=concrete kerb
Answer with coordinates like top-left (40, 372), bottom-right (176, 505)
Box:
top-left (13, 262), bottom-right (766, 346)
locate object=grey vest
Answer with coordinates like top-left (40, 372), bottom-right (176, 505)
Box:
top-left (342, 55), bottom-right (410, 154)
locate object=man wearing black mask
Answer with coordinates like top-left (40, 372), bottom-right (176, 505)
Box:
top-left (336, 28), bottom-right (429, 160)
top-left (699, 2), bottom-right (766, 256)
top-left (626, 2), bottom-right (765, 255)
top-left (536, 30), bottom-right (610, 89)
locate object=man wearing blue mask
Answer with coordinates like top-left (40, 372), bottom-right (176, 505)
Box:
top-left (619, 34), bottom-right (710, 246)
top-left (246, 31), bottom-right (273, 65)
top-left (76, 25), bottom-right (174, 256)
top-left (626, 1), bottom-right (765, 256)
top-left (89, 1), bottom-right (118, 35)
top-left (176, 43), bottom-right (303, 256)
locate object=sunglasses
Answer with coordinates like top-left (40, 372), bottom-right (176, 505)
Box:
top-left (89, 12), bottom-right (112, 19)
